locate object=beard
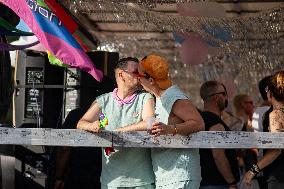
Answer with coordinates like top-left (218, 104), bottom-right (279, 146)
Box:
top-left (129, 83), bottom-right (143, 92)
top-left (135, 84), bottom-right (144, 91)
top-left (217, 99), bottom-right (228, 111)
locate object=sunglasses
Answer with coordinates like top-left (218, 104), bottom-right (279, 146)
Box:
top-left (244, 101), bottom-right (254, 105)
top-left (124, 70), bottom-right (151, 79)
top-left (209, 91), bottom-right (227, 97)
top-left (123, 70), bottom-right (143, 77)
top-left (265, 86), bottom-right (269, 93)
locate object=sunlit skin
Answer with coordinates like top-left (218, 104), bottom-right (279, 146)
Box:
top-left (137, 65), bottom-right (205, 137)
top-left (77, 61), bottom-right (155, 133)
top-left (243, 96), bottom-right (254, 119)
top-left (244, 88), bottom-right (284, 185)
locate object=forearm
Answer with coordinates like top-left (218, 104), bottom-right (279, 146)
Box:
top-left (175, 120), bottom-right (204, 136)
top-left (257, 149), bottom-right (281, 170)
top-left (55, 147), bottom-right (71, 179)
top-left (76, 101), bottom-right (101, 132)
top-left (214, 154), bottom-right (236, 183)
top-left (77, 119), bottom-right (91, 130)
top-left (77, 119), bottom-right (100, 132)
top-left (257, 113), bottom-right (283, 170)
top-left (115, 121), bottom-right (147, 132)
top-left (244, 149), bottom-right (281, 185)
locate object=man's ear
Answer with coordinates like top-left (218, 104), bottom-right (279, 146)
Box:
top-left (117, 70), bottom-right (125, 82)
top-left (213, 95), bottom-right (219, 102)
top-left (117, 70), bottom-right (123, 77)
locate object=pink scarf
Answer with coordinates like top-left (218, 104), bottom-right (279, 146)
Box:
top-left (112, 88), bottom-right (137, 106)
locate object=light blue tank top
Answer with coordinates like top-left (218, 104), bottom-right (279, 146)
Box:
top-left (151, 85), bottom-right (201, 186)
top-left (96, 91), bottom-right (155, 187)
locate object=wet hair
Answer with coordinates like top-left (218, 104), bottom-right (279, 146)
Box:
top-left (268, 70), bottom-right (284, 102)
top-left (258, 75), bottom-right (272, 101)
top-left (200, 81), bottom-right (225, 101)
top-left (115, 57), bottom-right (139, 70)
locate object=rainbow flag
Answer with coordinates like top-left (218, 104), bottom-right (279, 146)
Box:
top-left (0, 0), bottom-right (103, 81)
top-left (44, 0), bottom-right (96, 52)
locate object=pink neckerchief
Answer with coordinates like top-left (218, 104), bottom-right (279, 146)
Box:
top-left (112, 88), bottom-right (137, 106)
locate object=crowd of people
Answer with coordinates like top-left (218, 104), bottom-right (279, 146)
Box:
top-left (54, 55), bottom-right (284, 189)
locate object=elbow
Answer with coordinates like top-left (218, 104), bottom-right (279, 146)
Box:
top-left (76, 119), bottom-right (83, 129)
top-left (194, 111), bottom-right (205, 132)
top-left (198, 118), bottom-right (205, 131)
top-left (275, 149), bottom-right (282, 157)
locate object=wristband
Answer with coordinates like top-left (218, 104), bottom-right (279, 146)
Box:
top-left (172, 124), bottom-right (177, 136)
top-left (250, 163), bottom-right (261, 175)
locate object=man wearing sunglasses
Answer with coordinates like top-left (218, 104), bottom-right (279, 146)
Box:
top-left (199, 81), bottom-right (240, 189)
top-left (77, 57), bottom-right (155, 189)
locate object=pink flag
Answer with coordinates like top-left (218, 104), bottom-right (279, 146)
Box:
top-left (0, 0), bottom-right (103, 81)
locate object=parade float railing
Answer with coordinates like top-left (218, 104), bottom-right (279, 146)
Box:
top-left (0, 127), bottom-right (283, 149)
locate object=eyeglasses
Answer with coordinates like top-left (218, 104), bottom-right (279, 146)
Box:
top-left (123, 69), bottom-right (145, 77)
top-left (244, 101), bottom-right (254, 105)
top-left (125, 70), bottom-right (151, 79)
top-left (208, 91), bottom-right (227, 97)
top-left (265, 86), bottom-right (269, 93)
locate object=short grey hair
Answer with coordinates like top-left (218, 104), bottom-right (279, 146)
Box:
top-left (200, 81), bottom-right (222, 101)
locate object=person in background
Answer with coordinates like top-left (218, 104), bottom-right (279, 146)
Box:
top-left (252, 76), bottom-right (272, 132)
top-left (54, 76), bottom-right (115, 189)
top-left (244, 70), bottom-right (284, 189)
top-left (199, 81), bottom-right (240, 189)
top-left (221, 111), bottom-right (243, 132)
top-left (233, 94), bottom-right (259, 189)
top-left (251, 75), bottom-right (272, 189)
top-left (54, 107), bottom-right (102, 189)
top-left (137, 55), bottom-right (205, 189)
top-left (233, 94), bottom-right (254, 132)
top-left (77, 57), bottom-right (156, 189)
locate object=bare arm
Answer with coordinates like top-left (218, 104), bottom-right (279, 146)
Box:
top-left (171, 99), bottom-right (205, 135)
top-left (257, 111), bottom-right (282, 170)
top-left (54, 146), bottom-right (70, 189)
top-left (244, 110), bottom-right (283, 184)
top-left (210, 124), bottom-right (237, 185)
top-left (115, 98), bottom-right (155, 132)
top-left (55, 146), bottom-right (70, 179)
top-left (152, 99), bottom-right (205, 136)
top-left (77, 101), bottom-right (101, 132)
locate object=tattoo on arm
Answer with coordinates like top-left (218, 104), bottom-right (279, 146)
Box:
top-left (270, 111), bottom-right (284, 132)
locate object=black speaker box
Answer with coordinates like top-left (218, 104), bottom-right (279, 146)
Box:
top-left (14, 50), bottom-right (65, 128)
top-left (14, 50), bottom-right (118, 189)
top-left (78, 51), bottom-right (118, 108)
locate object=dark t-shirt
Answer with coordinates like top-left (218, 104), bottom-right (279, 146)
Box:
top-left (200, 111), bottom-right (240, 186)
top-left (263, 106), bottom-right (284, 182)
top-left (62, 108), bottom-right (102, 189)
